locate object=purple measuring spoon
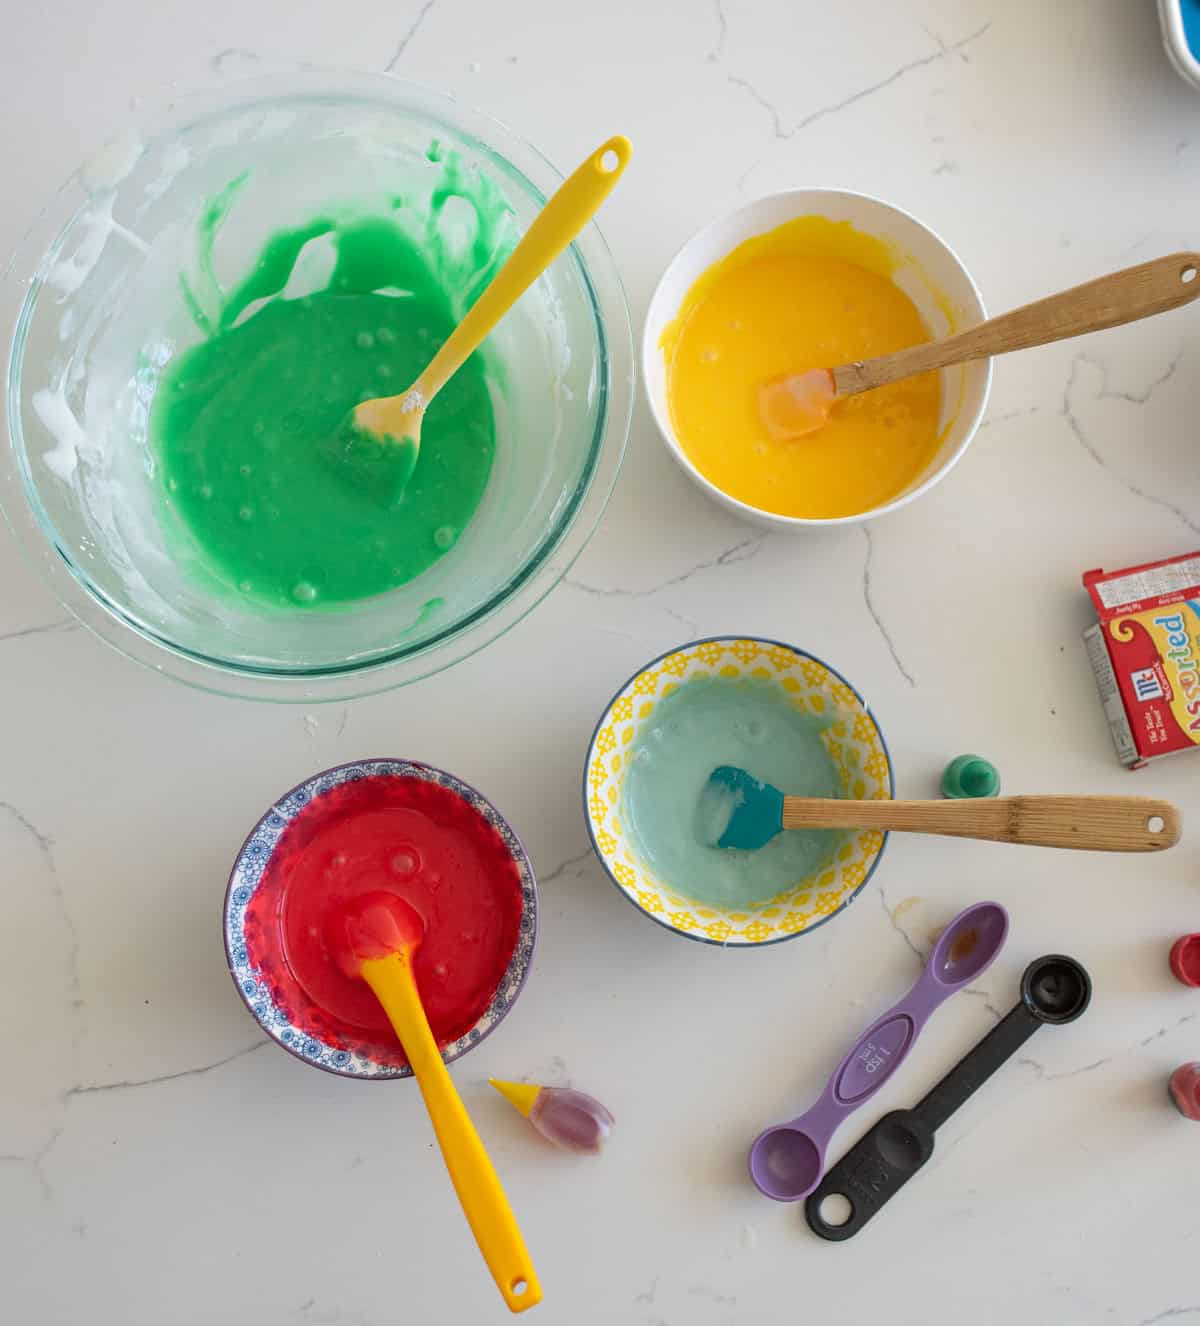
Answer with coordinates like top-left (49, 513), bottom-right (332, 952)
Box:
top-left (748, 900), bottom-right (1009, 1202)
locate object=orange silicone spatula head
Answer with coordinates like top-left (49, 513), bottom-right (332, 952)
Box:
top-left (757, 368), bottom-right (836, 439)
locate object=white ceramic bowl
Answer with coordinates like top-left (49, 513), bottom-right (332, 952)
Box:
top-left (642, 189), bottom-right (991, 528)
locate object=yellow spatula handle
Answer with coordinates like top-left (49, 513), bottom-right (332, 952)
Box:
top-left (362, 953), bottom-right (541, 1313)
top-left (415, 135), bottom-right (632, 402)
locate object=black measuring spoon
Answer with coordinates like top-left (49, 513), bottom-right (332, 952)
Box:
top-left (805, 954), bottom-right (1092, 1241)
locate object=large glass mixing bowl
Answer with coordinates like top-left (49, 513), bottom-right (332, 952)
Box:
top-left (2, 72), bottom-right (633, 700)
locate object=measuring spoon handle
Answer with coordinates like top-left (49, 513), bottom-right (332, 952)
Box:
top-left (804, 1108), bottom-right (932, 1241)
top-left (785, 972), bottom-right (957, 1140)
top-left (915, 1002), bottom-right (1041, 1131)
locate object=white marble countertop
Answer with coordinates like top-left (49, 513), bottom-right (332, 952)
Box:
top-left (3, 2), bottom-right (1199, 1322)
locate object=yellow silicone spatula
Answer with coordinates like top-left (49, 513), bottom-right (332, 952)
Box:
top-left (332, 892), bottom-right (541, 1313)
top-left (341, 135), bottom-right (632, 501)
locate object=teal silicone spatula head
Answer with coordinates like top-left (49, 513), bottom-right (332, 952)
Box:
top-left (699, 766), bottom-right (786, 851)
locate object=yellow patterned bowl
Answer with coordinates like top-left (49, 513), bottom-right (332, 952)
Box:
top-left (583, 637), bottom-right (894, 947)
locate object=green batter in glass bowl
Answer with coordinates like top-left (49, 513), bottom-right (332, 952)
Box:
top-left (1, 71), bottom-right (633, 700)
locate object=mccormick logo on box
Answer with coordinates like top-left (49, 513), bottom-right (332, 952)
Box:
top-left (1083, 551), bottom-right (1200, 767)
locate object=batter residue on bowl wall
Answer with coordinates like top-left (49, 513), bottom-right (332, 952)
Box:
top-left (660, 216), bottom-right (944, 519)
top-left (243, 772), bottom-right (524, 1067)
top-left (621, 675), bottom-right (844, 908)
top-left (152, 146), bottom-right (514, 608)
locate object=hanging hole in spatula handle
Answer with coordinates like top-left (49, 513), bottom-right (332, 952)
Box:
top-left (593, 137), bottom-right (632, 175)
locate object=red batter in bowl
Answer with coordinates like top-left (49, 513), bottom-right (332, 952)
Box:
top-left (231, 763), bottom-right (531, 1075)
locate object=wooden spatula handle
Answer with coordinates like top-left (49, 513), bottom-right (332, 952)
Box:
top-left (833, 252), bottom-right (1200, 396)
top-left (780, 795), bottom-right (1181, 852)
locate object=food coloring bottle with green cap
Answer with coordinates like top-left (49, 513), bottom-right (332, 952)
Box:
top-left (941, 755), bottom-right (1000, 799)
top-left (1169, 1063), bottom-right (1200, 1121)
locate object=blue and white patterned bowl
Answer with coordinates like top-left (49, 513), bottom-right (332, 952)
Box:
top-left (223, 758), bottom-right (538, 1080)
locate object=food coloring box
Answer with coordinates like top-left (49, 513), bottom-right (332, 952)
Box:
top-left (1083, 551), bottom-right (1200, 767)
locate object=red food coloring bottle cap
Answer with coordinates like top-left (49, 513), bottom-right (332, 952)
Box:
top-left (1169, 1063), bottom-right (1200, 1121)
top-left (1169, 934), bottom-right (1200, 988)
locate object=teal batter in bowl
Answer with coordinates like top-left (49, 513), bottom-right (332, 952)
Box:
top-left (584, 637), bottom-right (893, 947)
top-left (624, 674), bottom-right (844, 909)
